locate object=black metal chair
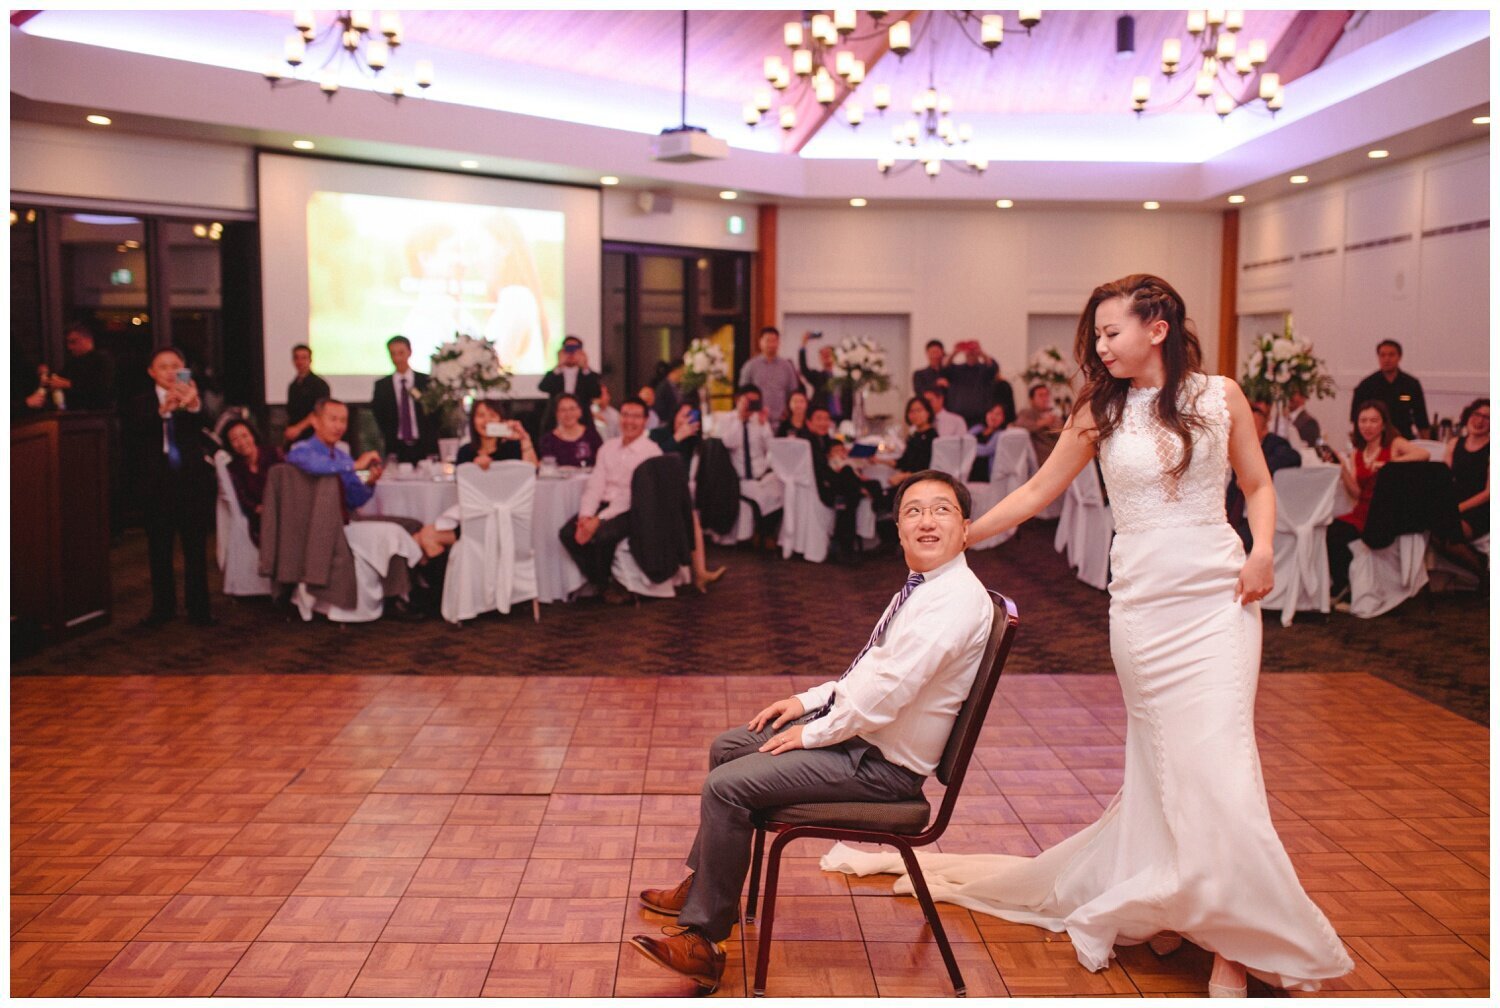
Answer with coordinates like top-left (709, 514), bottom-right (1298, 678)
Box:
top-left (744, 590), bottom-right (1020, 997)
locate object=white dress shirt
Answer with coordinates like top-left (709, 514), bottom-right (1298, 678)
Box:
top-left (794, 552), bottom-right (994, 776)
top-left (719, 412), bottom-right (774, 480)
top-left (579, 432), bottom-right (662, 520)
top-left (155, 384), bottom-right (201, 454)
top-left (559, 365), bottom-right (579, 394)
top-left (934, 410), bottom-right (968, 439)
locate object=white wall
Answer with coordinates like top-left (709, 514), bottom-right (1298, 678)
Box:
top-left (775, 205), bottom-right (1224, 403)
top-left (600, 189), bottom-right (758, 252)
top-left (1238, 139), bottom-right (1489, 432)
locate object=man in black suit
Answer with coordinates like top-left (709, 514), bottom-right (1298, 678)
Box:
top-left (798, 332), bottom-right (851, 423)
top-left (1350, 339), bottom-right (1427, 440)
top-left (538, 335), bottom-right (602, 432)
top-left (128, 346), bottom-right (216, 627)
top-left (802, 407), bottom-right (879, 562)
top-left (282, 343), bottom-right (331, 444)
top-left (25, 323), bottom-right (116, 412)
top-left (371, 335), bottom-right (439, 463)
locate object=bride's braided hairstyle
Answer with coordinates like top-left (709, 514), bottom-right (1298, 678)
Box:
top-left (1072, 274), bottom-right (1207, 479)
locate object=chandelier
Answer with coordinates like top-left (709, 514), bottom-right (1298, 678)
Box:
top-left (263, 9), bottom-right (433, 102)
top-left (876, 76), bottom-right (987, 177)
top-left (1129, 10), bottom-right (1283, 120)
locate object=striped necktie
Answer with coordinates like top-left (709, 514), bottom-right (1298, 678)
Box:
top-left (811, 571), bottom-right (925, 719)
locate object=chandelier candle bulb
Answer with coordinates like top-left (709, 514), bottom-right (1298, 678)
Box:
top-left (319, 71), bottom-right (339, 94)
top-left (1162, 37), bottom-right (1181, 68)
top-left (815, 75), bottom-right (836, 105)
top-left (890, 123), bottom-right (904, 143)
top-left (784, 22), bottom-right (803, 48)
top-left (1187, 10), bottom-right (1206, 35)
top-left (1195, 71), bottom-right (1215, 98)
top-left (743, 104), bottom-right (761, 126)
top-left (836, 50), bottom-right (854, 77)
top-left (923, 87), bottom-right (939, 110)
top-left (284, 33), bottom-right (306, 65)
top-left (1234, 51), bottom-right (1252, 76)
top-left (380, 12), bottom-right (401, 37)
top-left (1216, 94), bottom-right (1233, 118)
top-left (1132, 75), bottom-right (1150, 104)
top-left (939, 94), bottom-right (953, 115)
top-left (773, 66), bottom-right (791, 90)
top-left (958, 122), bottom-right (973, 143)
top-left (889, 20), bottom-right (912, 56)
top-left (904, 119), bottom-right (919, 144)
top-left (754, 89), bottom-right (773, 112)
top-left (981, 14), bottom-right (1003, 48)
top-left (910, 94), bottom-right (925, 114)
top-left (342, 28), bottom-right (360, 51)
top-left (925, 159), bottom-right (941, 177)
top-left (1215, 33), bottom-right (1236, 61)
top-left (1248, 39), bottom-right (1267, 64)
top-left (848, 59), bottom-right (865, 85)
top-left (764, 56), bottom-right (782, 81)
top-left (1268, 89), bottom-right (1283, 111)
top-left (293, 8), bottom-right (314, 32)
top-left (415, 60), bottom-right (433, 88)
top-left (780, 106), bottom-right (796, 130)
top-left (846, 103), bottom-right (863, 126)
top-left (1019, 9), bottom-right (1041, 30)
top-left (1206, 9), bottom-right (1225, 27)
top-left (350, 10), bottom-right (372, 32)
top-left (366, 39), bottom-right (388, 70)
top-left (793, 48), bottom-right (813, 76)
top-left (835, 8), bottom-right (857, 35)
top-left (1259, 72), bottom-right (1280, 101)
top-left (971, 158), bottom-right (989, 172)
top-left (878, 156), bottom-right (894, 172)
top-left (811, 14), bottom-right (833, 43)
top-left (873, 84), bottom-right (891, 110)
top-left (1225, 9), bottom-right (1244, 32)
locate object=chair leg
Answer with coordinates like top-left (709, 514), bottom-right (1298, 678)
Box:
top-left (744, 828), bottom-right (766, 924)
top-left (896, 842), bottom-right (966, 997)
top-left (531, 598), bottom-right (540, 624)
top-left (751, 831), bottom-right (792, 997)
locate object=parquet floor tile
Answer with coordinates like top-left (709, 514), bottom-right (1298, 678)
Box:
top-left (215, 940), bottom-right (373, 997)
top-left (379, 896), bottom-right (513, 943)
top-left (218, 821), bottom-right (342, 858)
top-left (405, 857), bottom-right (527, 898)
top-left (14, 893), bottom-right (173, 942)
top-left (67, 854), bottom-right (210, 895)
top-left (501, 897), bottom-right (626, 943)
top-left (866, 938), bottom-right (1010, 997)
top-left (134, 893), bottom-right (284, 942)
top-left (291, 856), bottom-right (421, 897)
top-left (256, 895), bottom-right (399, 942)
top-left (347, 941), bottom-right (496, 997)
top-left (483, 942), bottom-right (620, 997)
top-left (749, 939), bottom-right (878, 997)
top-left (11, 941), bottom-right (125, 996)
top-left (79, 940), bottom-right (250, 997)
top-left (179, 855), bottom-right (317, 896)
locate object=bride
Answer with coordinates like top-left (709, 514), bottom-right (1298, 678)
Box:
top-left (824, 275), bottom-right (1353, 995)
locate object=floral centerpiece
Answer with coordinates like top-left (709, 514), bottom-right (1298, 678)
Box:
top-left (1021, 345), bottom-right (1074, 411)
top-left (679, 338), bottom-right (729, 397)
top-left (1238, 332), bottom-right (1335, 407)
top-left (828, 336), bottom-right (892, 435)
top-left (420, 332), bottom-right (513, 435)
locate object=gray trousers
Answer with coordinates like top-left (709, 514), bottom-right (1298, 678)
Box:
top-left (677, 714), bottom-right (925, 943)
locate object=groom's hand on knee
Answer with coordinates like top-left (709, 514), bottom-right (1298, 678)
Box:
top-left (748, 697), bottom-right (805, 733)
top-left (759, 724), bottom-right (806, 755)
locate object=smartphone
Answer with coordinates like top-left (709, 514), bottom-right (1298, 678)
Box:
top-left (484, 421), bottom-right (506, 438)
top-left (687, 409), bottom-right (701, 424)
top-left (176, 368), bottom-right (192, 385)
top-left (1315, 444), bottom-right (1339, 465)
top-left (811, 331), bottom-right (822, 339)
top-left (355, 468), bottom-right (372, 484)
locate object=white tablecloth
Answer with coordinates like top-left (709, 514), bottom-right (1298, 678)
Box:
top-left (360, 469), bottom-right (592, 604)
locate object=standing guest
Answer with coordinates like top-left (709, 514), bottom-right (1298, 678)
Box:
top-left (637, 385), bottom-right (663, 430)
top-left (912, 339), bottom-right (946, 399)
top-left (1446, 397), bottom-right (1490, 542)
top-left (630, 471), bottom-right (993, 994)
top-left (1350, 339), bottom-right (1428, 440)
top-left (286, 398), bottom-right (386, 512)
top-left (653, 362), bottom-right (684, 427)
top-left (593, 383), bottom-right (622, 439)
top-left (1273, 390), bottom-right (1321, 448)
top-left (560, 397), bottom-right (661, 603)
top-left (776, 389), bottom-right (811, 438)
top-left (223, 418), bottom-right (273, 546)
top-left (1325, 400), bottom-right (1429, 604)
top-left (798, 332), bottom-right (849, 422)
top-left (282, 343), bottom-right (330, 444)
top-left (968, 402), bottom-right (1010, 482)
top-left (649, 403), bottom-right (727, 592)
top-left (923, 385), bottom-right (968, 439)
top-left (371, 335), bottom-right (439, 462)
top-left (457, 400), bottom-right (538, 468)
top-left (1227, 400), bottom-right (1302, 549)
top-left (539, 335), bottom-right (603, 405)
top-left (942, 340), bottom-right (1000, 427)
top-left (128, 346), bottom-right (216, 627)
top-left (889, 396), bottom-right (939, 488)
top-left (738, 326), bottom-right (802, 425)
top-left (538, 393), bottom-right (603, 467)
top-left (1014, 383), bottom-right (1064, 465)
top-left (26, 322), bottom-right (115, 412)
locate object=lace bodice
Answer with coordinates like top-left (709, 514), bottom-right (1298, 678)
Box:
top-left (1098, 373), bottom-right (1231, 534)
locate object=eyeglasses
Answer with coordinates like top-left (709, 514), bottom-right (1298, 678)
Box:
top-left (898, 501), bottom-right (961, 523)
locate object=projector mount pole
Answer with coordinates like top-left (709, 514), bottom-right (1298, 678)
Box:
top-left (679, 10), bottom-right (688, 128)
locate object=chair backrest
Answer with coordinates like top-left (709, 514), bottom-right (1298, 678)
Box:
top-left (455, 460), bottom-right (537, 548)
top-left (992, 428), bottom-right (1035, 481)
top-left (1069, 458), bottom-right (1105, 506)
top-left (1409, 438), bottom-right (1447, 461)
top-left (213, 450), bottom-right (236, 502)
top-left (766, 436), bottom-right (815, 487)
top-left (1272, 465), bottom-right (1341, 529)
top-left (924, 591), bottom-right (1019, 835)
top-left (930, 435), bottom-right (977, 481)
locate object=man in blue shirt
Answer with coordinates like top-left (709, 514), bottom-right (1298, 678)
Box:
top-left (285, 398), bottom-right (385, 510)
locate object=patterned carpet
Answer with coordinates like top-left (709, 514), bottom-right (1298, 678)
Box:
top-left (12, 520), bottom-right (1488, 724)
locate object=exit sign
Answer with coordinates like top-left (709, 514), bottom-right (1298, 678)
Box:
top-left (726, 215), bottom-right (745, 236)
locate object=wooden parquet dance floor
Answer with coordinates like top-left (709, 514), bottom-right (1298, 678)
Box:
top-left (11, 671), bottom-right (1489, 997)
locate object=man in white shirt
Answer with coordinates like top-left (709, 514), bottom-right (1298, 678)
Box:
top-left (560, 397), bottom-right (661, 602)
top-left (717, 384), bottom-right (784, 545)
top-left (630, 469), bottom-right (995, 993)
top-left (924, 385), bottom-right (968, 439)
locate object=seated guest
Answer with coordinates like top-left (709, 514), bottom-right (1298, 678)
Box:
top-left (286, 399), bottom-right (387, 511)
top-left (457, 399), bottom-right (538, 468)
top-left (593, 383), bottom-right (622, 439)
top-left (538, 393), bottom-right (603, 467)
top-left (1013, 383), bottom-right (1064, 465)
top-left (1446, 397), bottom-right (1490, 541)
top-left (538, 334), bottom-right (601, 432)
top-left (922, 384), bottom-right (967, 439)
top-left (651, 402), bottom-right (702, 460)
top-left (1227, 400), bottom-right (1302, 550)
top-left (719, 383), bottom-right (785, 545)
top-left (630, 470), bottom-right (994, 994)
top-left (804, 406), bottom-right (881, 561)
top-left (889, 396), bottom-right (938, 488)
top-left (560, 397), bottom-right (662, 603)
top-left (638, 385), bottom-right (662, 430)
top-left (968, 402), bottom-right (1010, 482)
top-left (1274, 390), bottom-right (1322, 448)
top-left (776, 389), bottom-right (810, 438)
top-left (1326, 400), bottom-right (1429, 605)
top-left (223, 418), bottom-right (274, 546)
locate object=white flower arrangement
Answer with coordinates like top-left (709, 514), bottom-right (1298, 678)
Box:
top-left (1238, 331), bottom-right (1334, 406)
top-left (1021, 345), bottom-right (1071, 394)
top-left (420, 331), bottom-right (512, 415)
top-left (679, 338), bottom-right (729, 395)
top-left (828, 336), bottom-right (892, 394)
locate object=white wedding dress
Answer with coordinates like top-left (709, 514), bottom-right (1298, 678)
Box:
top-left (825, 374), bottom-right (1354, 991)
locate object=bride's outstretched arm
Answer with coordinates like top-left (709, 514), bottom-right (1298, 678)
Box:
top-left (968, 405), bottom-right (1097, 544)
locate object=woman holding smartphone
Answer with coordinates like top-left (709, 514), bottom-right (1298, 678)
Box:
top-left (457, 400), bottom-right (538, 468)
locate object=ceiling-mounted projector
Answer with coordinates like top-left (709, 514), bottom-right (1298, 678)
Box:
top-left (652, 124), bottom-right (728, 163)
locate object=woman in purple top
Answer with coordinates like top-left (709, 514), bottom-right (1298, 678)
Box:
top-left (538, 393), bottom-right (603, 466)
top-left (223, 418), bottom-right (272, 545)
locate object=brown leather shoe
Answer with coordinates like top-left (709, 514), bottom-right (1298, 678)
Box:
top-left (639, 874), bottom-right (693, 916)
top-left (629, 926), bottom-right (725, 993)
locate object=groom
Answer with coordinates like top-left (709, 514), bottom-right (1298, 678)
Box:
top-left (630, 470), bottom-right (995, 993)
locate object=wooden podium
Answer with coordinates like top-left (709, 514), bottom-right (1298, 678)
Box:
top-left (12, 411), bottom-right (113, 642)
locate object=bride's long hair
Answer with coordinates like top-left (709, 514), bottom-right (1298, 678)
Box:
top-left (1072, 273), bottom-right (1207, 479)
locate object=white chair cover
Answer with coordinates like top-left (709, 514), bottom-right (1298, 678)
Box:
top-left (1263, 466), bottom-right (1340, 626)
top-left (1349, 532), bottom-right (1430, 618)
top-left (213, 451), bottom-right (271, 597)
top-left (437, 437), bottom-right (462, 462)
top-left (1409, 438), bottom-right (1446, 461)
top-left (968, 430), bottom-right (1035, 551)
top-left (611, 539), bottom-right (690, 598)
top-left (930, 435), bottom-right (978, 481)
top-left (440, 461), bottom-right (539, 623)
top-left (1426, 533), bottom-right (1487, 591)
top-left (294, 520), bottom-right (424, 623)
top-left (1055, 462), bottom-right (1113, 590)
top-left (766, 437), bottom-right (834, 563)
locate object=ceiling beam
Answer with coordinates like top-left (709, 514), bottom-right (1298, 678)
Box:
top-left (1242, 9), bottom-right (1352, 103)
top-left (11, 11), bottom-right (42, 27)
top-left (783, 11), bottom-right (923, 156)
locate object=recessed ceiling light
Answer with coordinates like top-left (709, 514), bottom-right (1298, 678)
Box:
top-left (849, 197), bottom-right (867, 207)
top-left (85, 114), bottom-right (111, 126)
top-left (599, 176), bottom-right (620, 186)
top-left (719, 190), bottom-right (738, 201)
top-left (292, 139), bottom-right (315, 150)
top-left (996, 199), bottom-right (1014, 209)
top-left (458, 159), bottom-right (479, 169)
top-left (1227, 194), bottom-right (1246, 204)
top-left (1142, 201), bottom-right (1160, 210)
top-left (1289, 174), bottom-right (1309, 184)
top-left (1473, 115), bottom-right (1490, 125)
top-left (1367, 149), bottom-right (1389, 159)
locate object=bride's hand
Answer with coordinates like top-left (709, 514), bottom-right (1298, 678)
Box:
top-left (1235, 549), bottom-right (1273, 605)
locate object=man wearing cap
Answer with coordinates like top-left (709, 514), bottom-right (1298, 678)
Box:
top-left (540, 335), bottom-right (602, 432)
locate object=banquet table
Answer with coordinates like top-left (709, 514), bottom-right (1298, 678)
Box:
top-left (359, 468), bottom-right (592, 604)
